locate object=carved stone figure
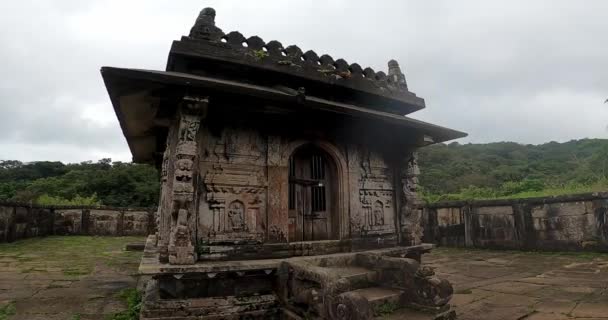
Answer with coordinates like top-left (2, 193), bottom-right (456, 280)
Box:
top-left (177, 119), bottom-right (198, 142)
top-left (372, 200), bottom-right (384, 226)
top-left (174, 158), bottom-right (193, 182)
top-left (167, 96), bottom-right (208, 265)
top-left (329, 292), bottom-right (371, 320)
top-left (388, 59), bottom-right (408, 90)
top-left (160, 149), bottom-right (169, 183)
top-left (189, 7), bottom-right (224, 41)
top-left (401, 153), bottom-right (424, 245)
top-left (202, 163), bottom-right (266, 239)
top-left (227, 201), bottom-right (245, 231)
top-left (269, 225), bottom-right (286, 242)
top-left (168, 199), bottom-right (195, 264)
top-left (412, 266), bottom-right (454, 308)
top-left (175, 208), bottom-right (189, 227)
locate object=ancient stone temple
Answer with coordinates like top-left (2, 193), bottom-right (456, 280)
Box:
top-left (102, 8), bottom-right (466, 320)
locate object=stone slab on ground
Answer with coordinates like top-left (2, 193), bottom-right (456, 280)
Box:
top-left (0, 236), bottom-right (144, 320)
top-left (427, 248), bottom-right (608, 320)
top-left (1, 239), bottom-right (608, 319)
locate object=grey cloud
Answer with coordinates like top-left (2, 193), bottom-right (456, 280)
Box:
top-left (0, 0), bottom-right (607, 163)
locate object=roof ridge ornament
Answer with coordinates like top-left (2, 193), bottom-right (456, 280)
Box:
top-left (173, 8), bottom-right (427, 115)
top-left (189, 7), bottom-right (224, 41)
top-left (388, 59), bottom-right (408, 90)
top-left (186, 8), bottom-right (411, 93)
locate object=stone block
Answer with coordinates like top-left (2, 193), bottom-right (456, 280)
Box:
top-left (123, 211), bottom-right (150, 236)
top-left (54, 209), bottom-right (83, 235)
top-left (89, 210), bottom-right (120, 236)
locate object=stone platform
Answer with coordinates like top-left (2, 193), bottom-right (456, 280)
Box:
top-left (3, 237), bottom-right (606, 319)
top-left (139, 235), bottom-right (455, 319)
top-left (421, 248), bottom-right (608, 320)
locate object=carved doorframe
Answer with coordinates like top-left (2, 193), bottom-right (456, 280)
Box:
top-left (282, 140), bottom-right (349, 240)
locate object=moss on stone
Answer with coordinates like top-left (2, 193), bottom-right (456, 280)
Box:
top-left (0, 302), bottom-right (16, 320)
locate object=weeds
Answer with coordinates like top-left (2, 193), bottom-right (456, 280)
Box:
top-left (374, 301), bottom-right (399, 317)
top-left (250, 49), bottom-right (268, 60)
top-left (455, 289), bottom-right (473, 294)
top-left (0, 302), bottom-right (16, 320)
top-left (107, 288), bottom-right (142, 320)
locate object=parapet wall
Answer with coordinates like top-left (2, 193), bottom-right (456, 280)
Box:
top-left (5, 192), bottom-right (608, 252)
top-left (0, 202), bottom-right (156, 243)
top-left (422, 192), bottom-right (608, 252)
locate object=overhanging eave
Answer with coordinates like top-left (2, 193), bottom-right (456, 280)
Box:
top-left (101, 66), bottom-right (467, 163)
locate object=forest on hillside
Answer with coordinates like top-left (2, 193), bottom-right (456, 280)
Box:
top-left (0, 159), bottom-right (159, 207)
top-left (418, 138), bottom-right (608, 202)
top-left (1, 138), bottom-right (608, 207)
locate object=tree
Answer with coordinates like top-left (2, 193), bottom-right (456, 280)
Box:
top-left (0, 159), bottom-right (159, 207)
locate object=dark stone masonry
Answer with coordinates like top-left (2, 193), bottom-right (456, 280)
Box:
top-left (0, 202), bottom-right (154, 242)
top-left (423, 192), bottom-right (608, 253)
top-left (102, 7), bottom-right (466, 320)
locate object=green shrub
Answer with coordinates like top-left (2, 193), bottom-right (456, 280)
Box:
top-left (0, 302), bottom-right (16, 320)
top-left (108, 288), bottom-right (141, 320)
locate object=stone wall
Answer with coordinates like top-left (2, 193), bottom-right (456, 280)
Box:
top-left (0, 202), bottom-right (155, 243)
top-left (154, 95), bottom-right (422, 263)
top-left (422, 192), bottom-right (608, 252)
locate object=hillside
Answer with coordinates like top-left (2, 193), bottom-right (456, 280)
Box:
top-left (2, 139), bottom-right (607, 207)
top-left (0, 159), bottom-right (159, 207)
top-left (418, 139), bottom-right (608, 202)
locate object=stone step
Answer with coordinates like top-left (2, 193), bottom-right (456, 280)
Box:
top-left (350, 287), bottom-right (402, 309)
top-left (336, 266), bottom-right (378, 289)
top-left (125, 242), bottom-right (145, 251)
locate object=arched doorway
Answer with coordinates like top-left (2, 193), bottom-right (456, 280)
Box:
top-left (288, 145), bottom-right (338, 241)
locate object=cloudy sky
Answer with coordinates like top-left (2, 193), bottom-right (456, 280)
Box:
top-left (1, 1), bottom-right (607, 163)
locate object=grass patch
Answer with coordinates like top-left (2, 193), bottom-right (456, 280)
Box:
top-left (455, 288), bottom-right (473, 294)
top-left (0, 236), bottom-right (144, 319)
top-left (62, 267), bottom-right (91, 276)
top-left (14, 255), bottom-right (35, 262)
top-left (0, 236), bottom-right (143, 276)
top-left (374, 301), bottom-right (399, 317)
top-left (20, 267), bottom-right (35, 274)
top-left (0, 302), bottom-right (16, 320)
top-left (107, 288), bottom-right (142, 320)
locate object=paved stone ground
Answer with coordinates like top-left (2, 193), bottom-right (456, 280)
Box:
top-left (421, 247), bottom-right (608, 320)
top-left (0, 236), bottom-right (144, 320)
top-left (1, 238), bottom-right (607, 320)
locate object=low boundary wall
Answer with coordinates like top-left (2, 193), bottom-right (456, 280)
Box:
top-left (0, 202), bottom-right (156, 243)
top-left (422, 192), bottom-right (608, 252)
top-left (5, 192), bottom-right (608, 251)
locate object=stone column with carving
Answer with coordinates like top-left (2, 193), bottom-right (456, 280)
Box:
top-left (400, 152), bottom-right (424, 246)
top-left (158, 128), bottom-right (175, 262)
top-left (266, 135), bottom-right (288, 243)
top-left (166, 96), bottom-right (207, 265)
top-left (156, 148), bottom-right (169, 244)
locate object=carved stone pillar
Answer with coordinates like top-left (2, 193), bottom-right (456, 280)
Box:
top-left (400, 152), bottom-right (423, 245)
top-left (166, 96), bottom-right (207, 265)
top-left (266, 135), bottom-right (288, 243)
top-left (156, 147), bottom-right (170, 256)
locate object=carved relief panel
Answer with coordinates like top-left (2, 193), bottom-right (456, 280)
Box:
top-left (198, 126), bottom-right (268, 243)
top-left (200, 164), bottom-right (267, 242)
top-left (352, 145), bottom-right (396, 236)
top-left (201, 126), bottom-right (267, 166)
